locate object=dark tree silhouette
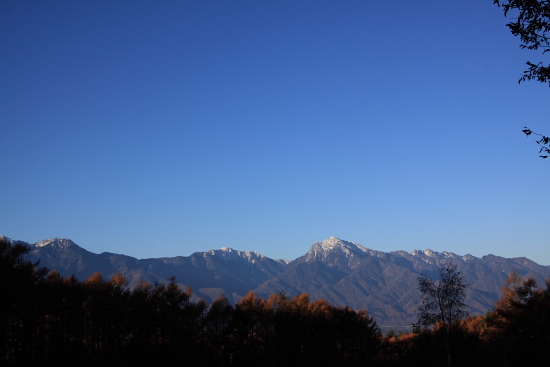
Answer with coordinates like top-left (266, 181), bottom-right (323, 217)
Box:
top-left (494, 0), bottom-right (550, 84)
top-left (0, 237), bottom-right (48, 366)
top-left (486, 272), bottom-right (550, 366)
top-left (0, 238), bottom-right (384, 366)
top-left (417, 263), bottom-right (469, 367)
top-left (494, 1), bottom-right (550, 158)
top-left (522, 127), bottom-right (550, 157)
top-left (204, 294), bottom-right (233, 365)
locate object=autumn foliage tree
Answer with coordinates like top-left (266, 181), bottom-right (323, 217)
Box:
top-left (485, 272), bottom-right (550, 366)
top-left (0, 238), bottom-right (382, 367)
top-left (5, 237), bottom-right (549, 367)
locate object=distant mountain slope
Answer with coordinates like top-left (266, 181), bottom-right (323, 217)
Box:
top-left (3, 234), bottom-right (549, 331)
top-left (10, 237), bottom-right (290, 304)
top-left (254, 237), bottom-right (550, 330)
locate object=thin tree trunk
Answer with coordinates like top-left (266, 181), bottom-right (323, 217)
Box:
top-left (445, 335), bottom-right (451, 367)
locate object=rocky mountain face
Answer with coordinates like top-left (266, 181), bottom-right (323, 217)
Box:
top-left (257, 237), bottom-right (550, 330)
top-left (4, 235), bottom-right (549, 331)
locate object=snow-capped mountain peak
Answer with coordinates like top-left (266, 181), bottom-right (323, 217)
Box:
top-left (313, 237), bottom-right (369, 256)
top-left (298, 237), bottom-right (378, 270)
top-left (407, 249), bottom-right (480, 266)
top-left (35, 238), bottom-right (77, 248)
top-left (206, 247), bottom-right (265, 264)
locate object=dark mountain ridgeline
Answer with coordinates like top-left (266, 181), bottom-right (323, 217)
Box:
top-left (4, 235), bottom-right (549, 331)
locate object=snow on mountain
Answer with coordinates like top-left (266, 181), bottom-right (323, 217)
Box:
top-left (207, 247), bottom-right (262, 263)
top-left (0, 235), bottom-right (30, 246)
top-left (4, 233), bottom-right (550, 332)
top-left (407, 249), bottom-right (478, 266)
top-left (299, 236), bottom-right (390, 271)
top-left (307, 236), bottom-right (368, 258)
top-left (205, 247), bottom-right (291, 265)
top-left (35, 238), bottom-right (77, 248)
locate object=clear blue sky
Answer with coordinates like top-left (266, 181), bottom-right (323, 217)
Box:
top-left (2, 1), bottom-right (549, 265)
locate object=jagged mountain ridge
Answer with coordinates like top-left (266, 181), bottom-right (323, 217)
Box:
top-left (3, 235), bottom-right (549, 331)
top-left (9, 236), bottom-right (290, 303)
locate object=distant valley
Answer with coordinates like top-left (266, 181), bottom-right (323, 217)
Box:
top-left (4, 235), bottom-right (549, 331)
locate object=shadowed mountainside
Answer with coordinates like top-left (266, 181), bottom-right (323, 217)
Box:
top-left (4, 235), bottom-right (549, 331)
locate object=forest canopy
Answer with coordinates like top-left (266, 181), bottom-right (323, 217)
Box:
top-left (2, 238), bottom-right (549, 367)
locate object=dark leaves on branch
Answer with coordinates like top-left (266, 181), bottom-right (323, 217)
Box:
top-left (494, 0), bottom-right (550, 85)
top-left (520, 61), bottom-right (550, 85)
top-left (523, 127), bottom-right (550, 158)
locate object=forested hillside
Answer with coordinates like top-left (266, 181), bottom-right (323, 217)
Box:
top-left (12, 235), bottom-right (550, 332)
top-left (2, 237), bottom-right (549, 367)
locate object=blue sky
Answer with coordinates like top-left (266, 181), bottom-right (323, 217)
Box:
top-left (2, 1), bottom-right (549, 265)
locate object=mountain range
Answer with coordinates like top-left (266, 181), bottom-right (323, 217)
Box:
top-left (3, 235), bottom-right (549, 331)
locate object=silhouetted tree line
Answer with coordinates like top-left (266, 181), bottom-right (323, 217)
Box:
top-left (2, 237), bottom-right (549, 367)
top-left (0, 238), bottom-right (380, 367)
top-left (380, 270), bottom-right (550, 367)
